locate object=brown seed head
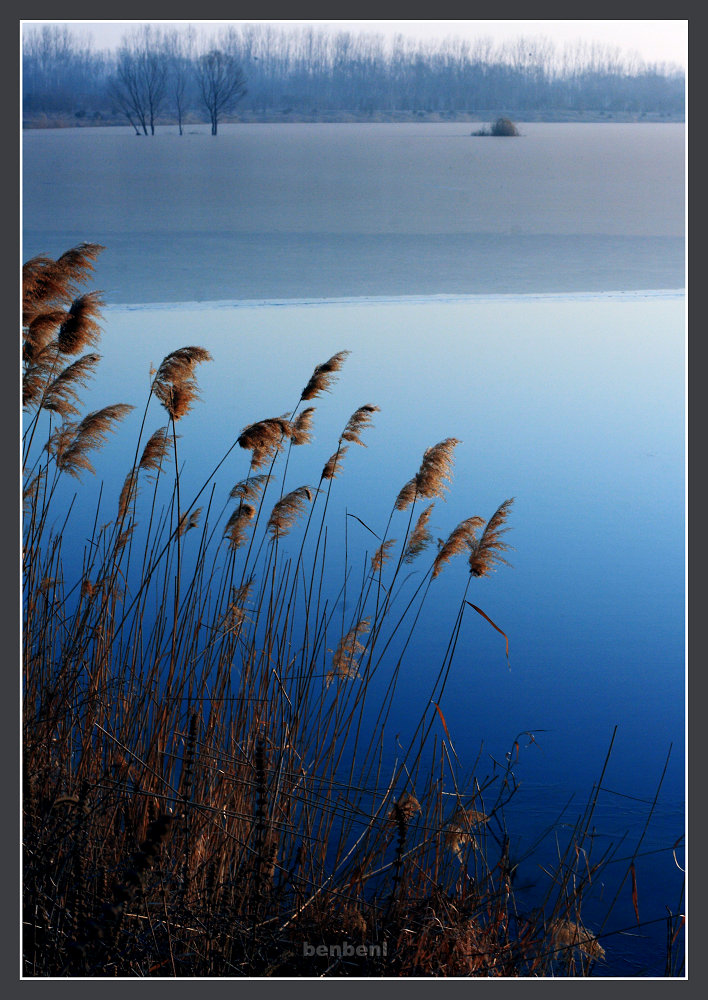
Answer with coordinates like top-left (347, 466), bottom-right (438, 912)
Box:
top-left (300, 350), bottom-right (350, 401)
top-left (238, 416), bottom-right (293, 468)
top-left (224, 502), bottom-right (256, 551)
top-left (291, 407), bottom-right (316, 446)
top-left (139, 426), bottom-right (173, 476)
top-left (322, 445), bottom-right (348, 481)
top-left (56, 292), bottom-right (104, 355)
top-left (267, 485), bottom-right (313, 538)
top-left (52, 403), bottom-right (134, 478)
top-left (404, 503), bottom-right (435, 564)
top-left (327, 617), bottom-right (370, 686)
top-left (340, 404), bottom-right (380, 447)
top-left (371, 538), bottom-right (396, 573)
top-left (468, 499), bottom-right (514, 577)
top-left (432, 516), bottom-right (485, 579)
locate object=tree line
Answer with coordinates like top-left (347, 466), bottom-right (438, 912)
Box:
top-left (23, 23), bottom-right (685, 131)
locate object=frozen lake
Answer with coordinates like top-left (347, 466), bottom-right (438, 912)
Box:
top-left (22, 123), bottom-right (685, 976)
top-left (23, 122), bottom-right (684, 301)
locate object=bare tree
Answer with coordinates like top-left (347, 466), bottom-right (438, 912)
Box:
top-left (164, 27), bottom-right (196, 135)
top-left (195, 49), bottom-right (247, 135)
top-left (108, 26), bottom-right (168, 135)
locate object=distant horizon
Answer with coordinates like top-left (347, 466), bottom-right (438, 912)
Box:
top-left (20, 19), bottom-right (688, 71)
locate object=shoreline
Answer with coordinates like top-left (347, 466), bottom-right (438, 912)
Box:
top-left (104, 287), bottom-right (686, 311)
top-left (23, 111), bottom-right (684, 129)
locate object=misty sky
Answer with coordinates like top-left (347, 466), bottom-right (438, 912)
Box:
top-left (22, 19), bottom-right (687, 69)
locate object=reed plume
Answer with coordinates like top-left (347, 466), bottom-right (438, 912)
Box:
top-left (389, 792), bottom-right (421, 824)
top-left (267, 486), bottom-right (313, 538)
top-left (416, 437), bottom-right (461, 499)
top-left (41, 353), bottom-right (101, 419)
top-left (300, 350), bottom-right (350, 401)
top-left (22, 243), bottom-right (103, 326)
top-left (177, 507), bottom-right (202, 537)
top-left (51, 403), bottom-right (134, 478)
top-left (432, 515), bottom-right (485, 578)
top-left (152, 346), bottom-right (212, 421)
top-left (23, 310), bottom-right (67, 363)
top-left (238, 416), bottom-right (293, 469)
top-left (117, 470), bottom-right (138, 522)
top-left (291, 407), bottom-right (316, 446)
top-left (138, 426), bottom-right (173, 475)
top-left (327, 617), bottom-right (370, 686)
top-left (22, 343), bottom-right (62, 410)
top-left (22, 469), bottom-right (45, 513)
top-left (224, 502), bottom-right (256, 551)
top-left (468, 498), bottom-right (514, 577)
top-left (445, 807), bottom-right (489, 860)
top-left (394, 477), bottom-right (418, 511)
top-left (229, 474), bottom-right (271, 502)
top-left (395, 438), bottom-right (461, 510)
top-left (22, 256), bottom-right (68, 323)
top-left (403, 503), bottom-right (435, 564)
top-left (322, 445), bottom-right (348, 481)
top-left (340, 404), bottom-right (380, 446)
top-left (371, 539), bottom-right (396, 573)
top-left (56, 292), bottom-right (104, 355)
top-left (221, 578), bottom-right (255, 631)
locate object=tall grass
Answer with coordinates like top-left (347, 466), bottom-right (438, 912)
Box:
top-left (22, 245), bottom-right (684, 977)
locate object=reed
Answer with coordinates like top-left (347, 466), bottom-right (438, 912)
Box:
top-left (21, 246), bottom-right (684, 978)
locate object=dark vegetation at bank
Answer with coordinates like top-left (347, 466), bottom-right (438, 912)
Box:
top-left (23, 24), bottom-right (685, 132)
top-left (22, 245), bottom-right (685, 976)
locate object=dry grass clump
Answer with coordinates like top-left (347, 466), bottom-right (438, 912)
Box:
top-left (472, 117), bottom-right (520, 137)
top-left (551, 919), bottom-right (606, 962)
top-left (22, 246), bottom-right (682, 979)
top-left (444, 807), bottom-right (490, 861)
